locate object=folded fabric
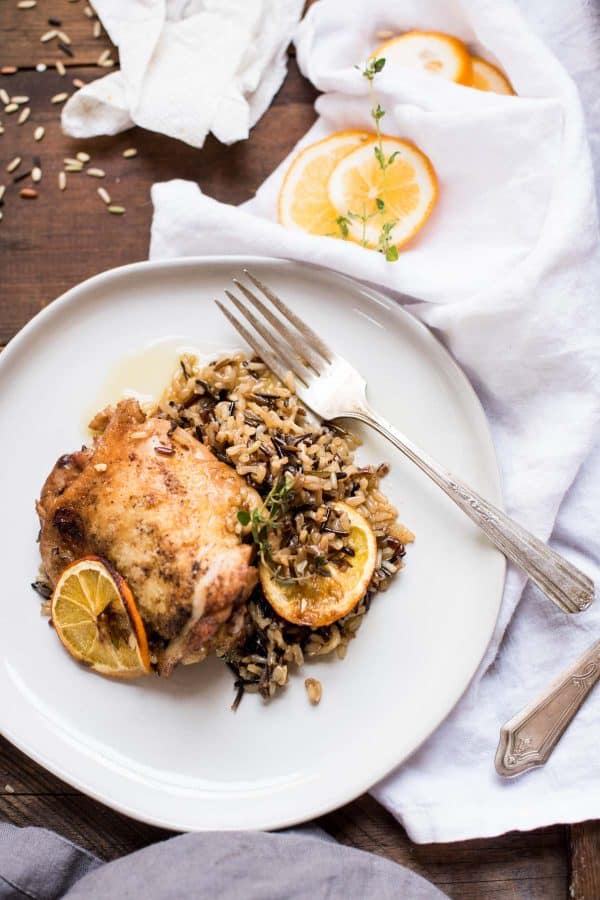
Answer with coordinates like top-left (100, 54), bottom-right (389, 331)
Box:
top-left (149, 0), bottom-right (600, 842)
top-left (0, 823), bottom-right (446, 900)
top-left (61, 0), bottom-right (304, 147)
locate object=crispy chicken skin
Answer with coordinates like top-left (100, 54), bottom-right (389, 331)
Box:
top-left (37, 399), bottom-right (260, 676)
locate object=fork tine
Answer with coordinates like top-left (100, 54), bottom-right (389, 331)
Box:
top-left (214, 301), bottom-right (291, 387)
top-left (224, 291), bottom-right (310, 387)
top-left (232, 279), bottom-right (324, 375)
top-left (243, 269), bottom-right (333, 364)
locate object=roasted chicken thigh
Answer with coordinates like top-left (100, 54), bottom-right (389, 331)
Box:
top-left (37, 399), bottom-right (260, 675)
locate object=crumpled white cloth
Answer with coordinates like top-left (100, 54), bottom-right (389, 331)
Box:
top-left (61, 0), bottom-right (304, 147)
top-left (149, 0), bottom-right (600, 842)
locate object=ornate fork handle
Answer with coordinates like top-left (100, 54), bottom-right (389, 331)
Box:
top-left (495, 639), bottom-right (600, 775)
top-left (350, 407), bottom-right (594, 615)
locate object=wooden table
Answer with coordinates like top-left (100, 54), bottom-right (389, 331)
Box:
top-left (1, 4), bottom-right (599, 898)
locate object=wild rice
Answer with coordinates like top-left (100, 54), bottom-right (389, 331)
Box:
top-left (34, 125), bottom-right (45, 141)
top-left (160, 352), bottom-right (413, 706)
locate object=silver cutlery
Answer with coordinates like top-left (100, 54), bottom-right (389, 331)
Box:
top-left (496, 638), bottom-right (600, 776)
top-left (216, 269), bottom-right (595, 616)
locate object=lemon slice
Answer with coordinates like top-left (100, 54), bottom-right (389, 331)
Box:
top-left (260, 502), bottom-right (377, 627)
top-left (373, 31), bottom-right (472, 85)
top-left (471, 57), bottom-right (514, 95)
top-left (278, 130), bottom-right (374, 237)
top-left (327, 136), bottom-right (438, 249)
top-left (51, 556), bottom-right (151, 678)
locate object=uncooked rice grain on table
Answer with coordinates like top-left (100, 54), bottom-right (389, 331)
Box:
top-left (158, 352), bottom-right (414, 707)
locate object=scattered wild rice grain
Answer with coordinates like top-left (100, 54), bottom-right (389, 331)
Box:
top-left (51, 92), bottom-right (68, 104)
top-left (48, 17), bottom-right (62, 26)
top-left (18, 0), bottom-right (37, 7)
top-left (64, 163), bottom-right (82, 172)
top-left (17, 106), bottom-right (30, 125)
top-left (55, 59), bottom-right (66, 76)
top-left (0, 210), bottom-right (3, 222)
top-left (40, 30), bottom-right (58, 43)
top-left (99, 58), bottom-right (114, 68)
top-left (108, 205), bottom-right (125, 215)
top-left (13, 169), bottom-right (31, 183)
top-left (72, 78), bottom-right (85, 88)
top-left (76, 151), bottom-right (90, 162)
top-left (0, 186), bottom-right (4, 201)
top-left (1, 67), bottom-right (18, 75)
top-left (6, 156), bottom-right (21, 173)
top-left (305, 678), bottom-right (322, 705)
top-left (122, 147), bottom-right (137, 158)
top-left (97, 186), bottom-right (111, 204)
top-left (32, 166), bottom-right (42, 183)
top-left (84, 5), bottom-right (94, 17)
top-left (57, 31), bottom-right (71, 45)
top-left (4, 103), bottom-right (18, 114)
top-left (35, 63), bottom-right (47, 72)
top-left (4, 785), bottom-right (14, 794)
top-left (0, 126), bottom-right (4, 135)
top-left (94, 463), bottom-right (108, 472)
top-left (97, 49), bottom-right (111, 65)
top-left (58, 42), bottom-right (74, 57)
top-left (34, 125), bottom-right (45, 141)
top-left (63, 157), bottom-right (80, 165)
top-left (19, 188), bottom-right (37, 199)
top-left (0, 90), bottom-right (8, 105)
top-left (11, 95), bottom-right (29, 103)
top-left (93, 20), bottom-right (101, 38)
top-left (87, 167), bottom-right (105, 178)
top-left (58, 171), bottom-right (66, 190)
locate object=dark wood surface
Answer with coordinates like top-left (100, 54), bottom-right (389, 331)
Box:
top-left (0, 4), bottom-right (597, 898)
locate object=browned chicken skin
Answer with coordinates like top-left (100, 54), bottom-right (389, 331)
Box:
top-left (37, 399), bottom-right (260, 676)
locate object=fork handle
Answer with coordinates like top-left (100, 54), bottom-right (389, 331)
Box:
top-left (351, 407), bottom-right (594, 615)
top-left (495, 638), bottom-right (600, 776)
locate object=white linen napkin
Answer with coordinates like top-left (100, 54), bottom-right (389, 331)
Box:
top-left (149, 0), bottom-right (600, 842)
top-left (61, 0), bottom-right (304, 147)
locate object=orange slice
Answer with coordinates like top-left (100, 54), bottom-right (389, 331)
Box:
top-left (372, 31), bottom-right (472, 85)
top-left (51, 556), bottom-right (151, 678)
top-left (278, 130), bottom-right (374, 237)
top-left (260, 503), bottom-right (377, 627)
top-left (471, 57), bottom-right (514, 95)
top-left (327, 136), bottom-right (438, 250)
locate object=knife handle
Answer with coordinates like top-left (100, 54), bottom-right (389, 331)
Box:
top-left (496, 639), bottom-right (600, 777)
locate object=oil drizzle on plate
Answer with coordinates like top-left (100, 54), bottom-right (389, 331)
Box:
top-left (82, 336), bottom-right (238, 435)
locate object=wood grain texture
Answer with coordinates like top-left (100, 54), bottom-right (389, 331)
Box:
top-left (570, 822), bottom-right (600, 900)
top-left (0, 3), bottom-right (598, 898)
top-left (0, 62), bottom-right (317, 344)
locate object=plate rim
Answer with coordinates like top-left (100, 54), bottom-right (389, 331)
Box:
top-left (0, 255), bottom-right (505, 831)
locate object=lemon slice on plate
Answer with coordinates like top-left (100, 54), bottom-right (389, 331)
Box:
top-left (51, 556), bottom-right (151, 678)
top-left (260, 502), bottom-right (377, 628)
top-left (471, 57), bottom-right (514, 95)
top-left (328, 136), bottom-right (438, 250)
top-left (373, 31), bottom-right (473, 85)
top-left (278, 130), bottom-right (374, 237)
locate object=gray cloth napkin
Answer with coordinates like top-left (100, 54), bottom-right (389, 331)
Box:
top-left (0, 823), bottom-right (446, 900)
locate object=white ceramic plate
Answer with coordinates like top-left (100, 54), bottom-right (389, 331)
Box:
top-left (0, 257), bottom-right (504, 831)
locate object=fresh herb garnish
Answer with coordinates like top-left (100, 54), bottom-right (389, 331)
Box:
top-left (341, 55), bottom-right (402, 261)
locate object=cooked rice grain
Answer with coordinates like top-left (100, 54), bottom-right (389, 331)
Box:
top-left (161, 352), bottom-right (413, 706)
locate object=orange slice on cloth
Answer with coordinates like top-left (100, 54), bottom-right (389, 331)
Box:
top-left (470, 57), bottom-right (514, 95)
top-left (327, 135), bottom-right (438, 250)
top-left (372, 31), bottom-right (473, 85)
top-left (278, 130), bottom-right (374, 237)
top-left (260, 503), bottom-right (377, 627)
top-left (51, 556), bottom-right (151, 678)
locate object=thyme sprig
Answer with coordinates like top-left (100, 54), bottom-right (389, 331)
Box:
top-left (237, 477), bottom-right (311, 586)
top-left (339, 56), bottom-right (401, 262)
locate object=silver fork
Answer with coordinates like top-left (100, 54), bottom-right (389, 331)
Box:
top-left (215, 269), bottom-right (595, 615)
